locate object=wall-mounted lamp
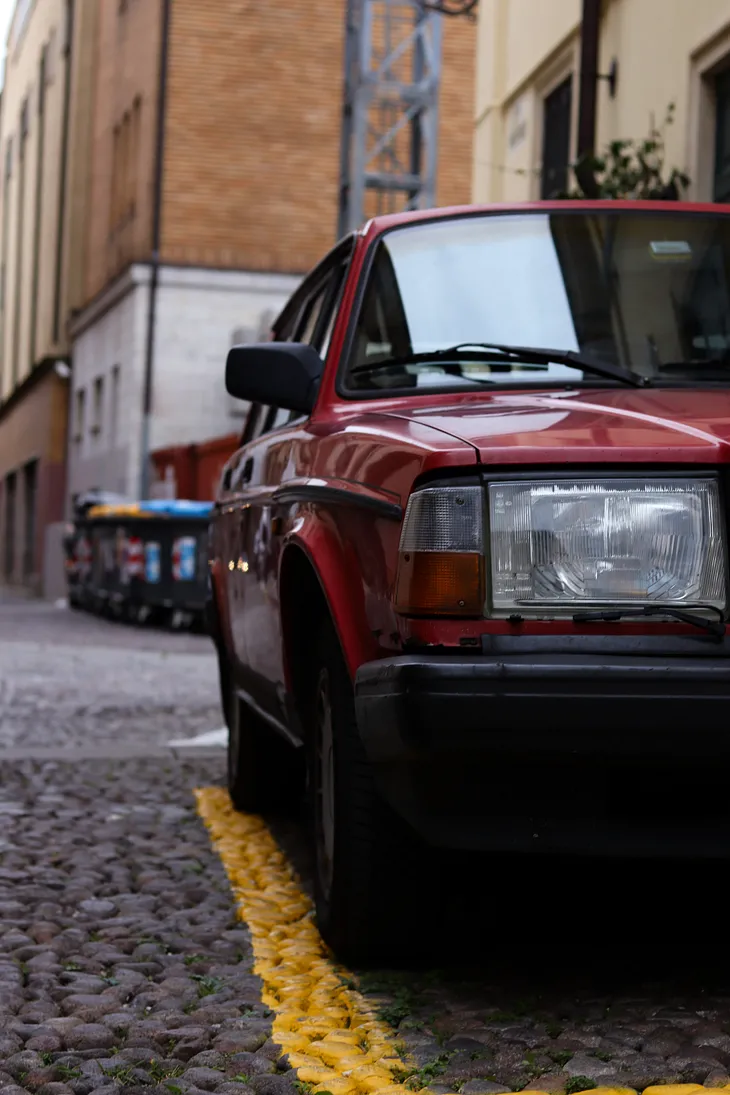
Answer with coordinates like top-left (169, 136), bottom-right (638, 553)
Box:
top-left (54, 361), bottom-right (71, 380)
top-left (598, 58), bottom-right (618, 99)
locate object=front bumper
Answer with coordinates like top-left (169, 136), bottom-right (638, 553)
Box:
top-left (354, 637), bottom-right (730, 857)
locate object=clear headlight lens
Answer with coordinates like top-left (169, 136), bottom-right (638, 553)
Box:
top-left (488, 478), bottom-right (726, 611)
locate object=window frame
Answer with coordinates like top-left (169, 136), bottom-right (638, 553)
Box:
top-left (236, 235), bottom-right (357, 446)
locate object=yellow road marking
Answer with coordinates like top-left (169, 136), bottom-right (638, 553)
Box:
top-left (195, 786), bottom-right (730, 1095)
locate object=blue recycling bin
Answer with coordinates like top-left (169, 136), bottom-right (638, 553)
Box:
top-left (132, 499), bottom-right (214, 624)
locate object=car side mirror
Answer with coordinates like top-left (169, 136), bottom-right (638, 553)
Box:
top-left (225, 342), bottom-right (324, 416)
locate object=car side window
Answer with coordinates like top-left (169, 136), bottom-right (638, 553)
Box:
top-left (240, 402), bottom-right (268, 445)
top-left (265, 405), bottom-right (297, 432)
top-left (319, 260), bottom-right (349, 360)
top-left (295, 280), bottom-right (334, 348)
top-left (350, 243), bottom-right (410, 369)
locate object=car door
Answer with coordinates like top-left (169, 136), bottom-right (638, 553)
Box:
top-left (236, 246), bottom-right (353, 733)
top-left (223, 400), bottom-right (273, 672)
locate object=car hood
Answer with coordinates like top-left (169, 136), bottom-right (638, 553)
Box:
top-left (386, 388), bottom-right (730, 465)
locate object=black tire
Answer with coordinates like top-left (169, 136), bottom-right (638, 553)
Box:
top-left (308, 618), bottom-right (418, 964)
top-left (220, 648), bottom-right (303, 815)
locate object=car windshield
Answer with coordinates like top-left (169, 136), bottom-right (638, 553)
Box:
top-left (343, 210), bottom-right (730, 392)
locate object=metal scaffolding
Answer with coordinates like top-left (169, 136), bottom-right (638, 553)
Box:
top-left (337, 0), bottom-right (444, 237)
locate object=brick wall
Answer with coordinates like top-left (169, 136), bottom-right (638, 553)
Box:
top-left (82, 0), bottom-right (477, 305)
top-left (161, 0), bottom-right (477, 276)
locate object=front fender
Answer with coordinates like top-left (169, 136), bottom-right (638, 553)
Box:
top-left (280, 509), bottom-right (393, 681)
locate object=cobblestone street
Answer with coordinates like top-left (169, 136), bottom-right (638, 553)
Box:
top-left (3, 598), bottom-right (730, 1095)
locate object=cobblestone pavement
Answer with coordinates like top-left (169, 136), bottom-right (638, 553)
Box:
top-left (3, 599), bottom-right (730, 1095)
top-left (0, 599), bottom-right (220, 751)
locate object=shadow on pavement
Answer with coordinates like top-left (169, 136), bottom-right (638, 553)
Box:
top-left (269, 808), bottom-right (730, 1000)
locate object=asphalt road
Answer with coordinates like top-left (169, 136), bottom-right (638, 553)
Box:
top-left (2, 594), bottom-right (730, 1095)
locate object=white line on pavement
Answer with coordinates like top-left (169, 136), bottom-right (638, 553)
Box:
top-left (167, 727), bottom-right (228, 748)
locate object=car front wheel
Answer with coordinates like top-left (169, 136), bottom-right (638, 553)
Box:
top-left (308, 619), bottom-right (416, 964)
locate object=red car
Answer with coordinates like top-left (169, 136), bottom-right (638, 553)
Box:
top-left (208, 200), bottom-right (730, 959)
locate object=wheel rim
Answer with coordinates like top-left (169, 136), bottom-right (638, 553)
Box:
top-left (315, 669), bottom-right (335, 901)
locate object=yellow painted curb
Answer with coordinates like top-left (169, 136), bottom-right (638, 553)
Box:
top-left (195, 788), bottom-right (409, 1095)
top-left (195, 786), bottom-right (730, 1095)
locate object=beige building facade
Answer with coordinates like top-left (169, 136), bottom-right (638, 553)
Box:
top-left (0, 0), bottom-right (98, 591)
top-left (473, 0), bottom-right (730, 205)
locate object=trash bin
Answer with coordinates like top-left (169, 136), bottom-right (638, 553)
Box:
top-left (84, 503), bottom-right (142, 616)
top-left (65, 496), bottom-right (213, 630)
top-left (134, 500), bottom-right (214, 627)
top-left (66, 492), bottom-right (134, 613)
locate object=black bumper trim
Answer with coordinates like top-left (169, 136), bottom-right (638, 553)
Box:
top-left (353, 650), bottom-right (730, 854)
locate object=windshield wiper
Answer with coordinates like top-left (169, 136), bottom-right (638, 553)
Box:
top-left (573, 605), bottom-right (726, 640)
top-left (349, 342), bottom-right (646, 387)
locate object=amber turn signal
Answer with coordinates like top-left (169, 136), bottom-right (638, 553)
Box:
top-left (394, 550), bottom-right (485, 616)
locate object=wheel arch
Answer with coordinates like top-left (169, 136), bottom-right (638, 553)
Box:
top-left (279, 537), bottom-right (376, 734)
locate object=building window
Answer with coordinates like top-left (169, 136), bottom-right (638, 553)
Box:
top-left (110, 365), bottom-right (121, 446)
top-left (4, 471), bottom-right (16, 579)
top-left (45, 27), bottom-right (58, 84)
top-left (714, 68), bottom-right (730, 203)
top-left (9, 0), bottom-right (34, 54)
top-left (91, 376), bottom-right (104, 437)
top-left (0, 139), bottom-right (12, 316)
top-left (74, 387), bottom-right (86, 443)
top-left (111, 124), bottom-right (121, 230)
top-left (541, 76), bottom-right (573, 199)
top-left (22, 459), bottom-right (37, 579)
top-left (12, 98), bottom-right (30, 388)
top-left (20, 97), bottom-right (30, 140)
top-left (129, 96), bottom-right (141, 217)
top-left (110, 99), bottom-right (141, 233)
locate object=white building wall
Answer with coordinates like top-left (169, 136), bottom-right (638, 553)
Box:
top-left (150, 265), bottom-right (300, 453)
top-left (66, 268), bottom-right (147, 512)
top-left (67, 264), bottom-right (300, 512)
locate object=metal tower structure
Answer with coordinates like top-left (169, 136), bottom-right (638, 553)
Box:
top-left (337, 0), bottom-right (444, 238)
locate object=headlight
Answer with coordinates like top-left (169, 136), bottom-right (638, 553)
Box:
top-left (488, 478), bottom-right (726, 612)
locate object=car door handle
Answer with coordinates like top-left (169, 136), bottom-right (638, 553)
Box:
top-left (241, 457), bottom-right (254, 485)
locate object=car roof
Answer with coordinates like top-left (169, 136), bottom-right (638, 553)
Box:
top-left (359, 199), bottom-right (730, 243)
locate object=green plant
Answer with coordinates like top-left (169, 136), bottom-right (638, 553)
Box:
top-left (147, 1060), bottom-right (185, 1082)
top-left (190, 972), bottom-right (225, 998)
top-left (549, 1050), bottom-right (574, 1068)
top-left (560, 103), bottom-right (690, 200)
top-left (56, 1066), bottom-right (83, 1082)
top-left (402, 1052), bottom-right (455, 1091)
top-left (356, 971), bottom-right (420, 1029)
top-left (183, 954), bottom-right (208, 966)
top-left (565, 1077), bottom-right (597, 1094)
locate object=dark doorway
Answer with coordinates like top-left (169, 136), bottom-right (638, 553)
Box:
top-left (714, 68), bottom-right (730, 203)
top-left (23, 459), bottom-right (38, 580)
top-left (541, 76), bottom-right (573, 199)
top-left (4, 471), bottom-right (17, 580)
